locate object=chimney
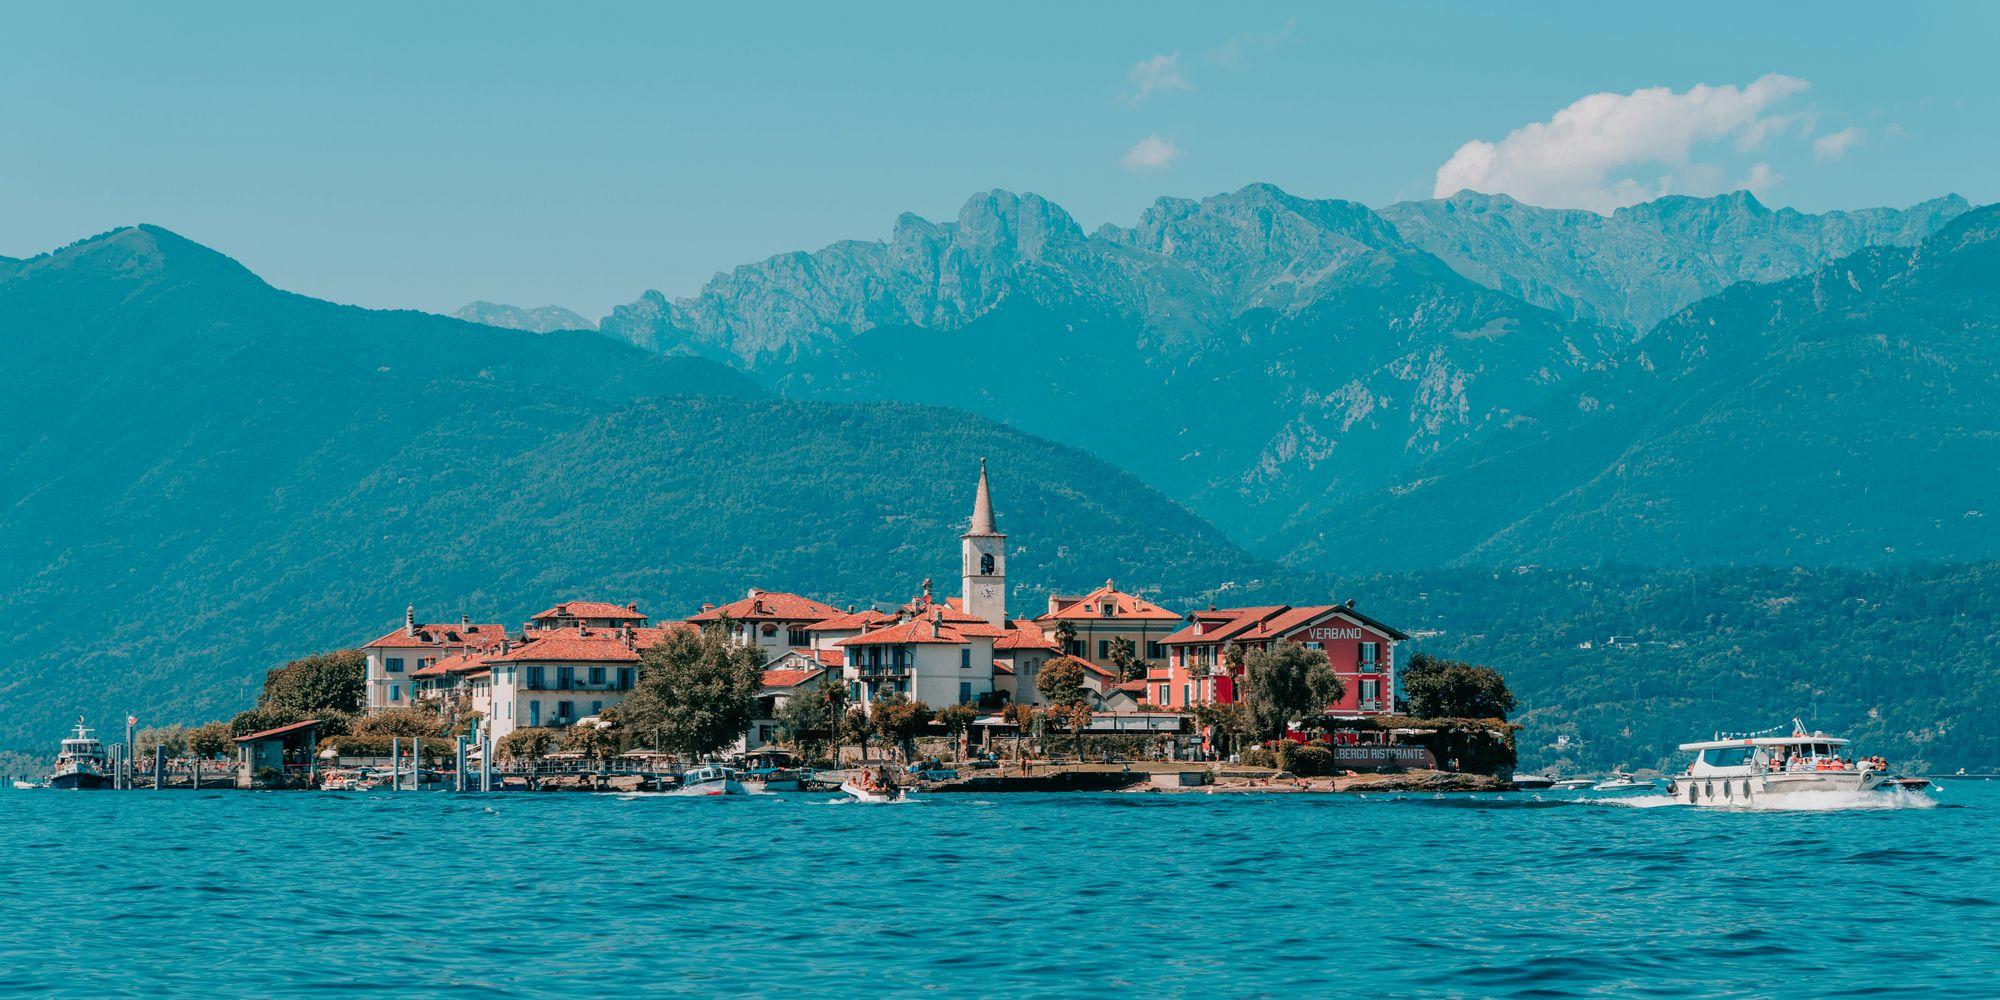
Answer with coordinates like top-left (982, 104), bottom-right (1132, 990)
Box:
top-left (1346, 598), bottom-right (1356, 609)
top-left (701, 603), bottom-right (715, 613)
top-left (405, 604), bottom-right (416, 636)
top-left (461, 614), bottom-right (470, 628)
top-left (500, 638), bottom-right (511, 655)
top-left (748, 587), bottom-right (762, 599)
top-left (627, 602), bottom-right (638, 612)
top-left (922, 578), bottom-right (933, 604)
top-left (930, 609), bottom-right (942, 639)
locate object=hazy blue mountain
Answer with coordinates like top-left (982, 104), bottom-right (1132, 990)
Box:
top-left (0, 227), bottom-right (1269, 750)
top-left (606, 184), bottom-right (1622, 543)
top-left (1295, 204), bottom-right (2000, 569)
top-left (1382, 189), bottom-right (1970, 332)
top-left (451, 300), bottom-right (597, 333)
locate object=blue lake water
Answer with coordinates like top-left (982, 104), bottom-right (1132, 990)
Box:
top-left (2, 783), bottom-right (1995, 998)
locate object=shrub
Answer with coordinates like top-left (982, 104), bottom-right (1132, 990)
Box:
top-left (1240, 745), bottom-right (1278, 769)
top-left (1289, 744), bottom-right (1335, 777)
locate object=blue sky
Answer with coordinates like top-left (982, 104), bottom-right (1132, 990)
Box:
top-left (3, 3), bottom-right (1993, 316)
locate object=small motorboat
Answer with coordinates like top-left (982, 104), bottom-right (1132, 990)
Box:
top-left (1512, 773), bottom-right (1555, 790)
top-left (1552, 777), bottom-right (1597, 790)
top-left (11, 779), bottom-right (43, 790)
top-left (674, 764), bottom-right (744, 796)
top-left (840, 765), bottom-right (905, 803)
top-left (1594, 770), bottom-right (1655, 792)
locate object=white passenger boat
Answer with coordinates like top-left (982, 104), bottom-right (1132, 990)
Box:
top-left (1669, 722), bottom-right (1928, 807)
top-left (674, 764), bottom-right (744, 796)
top-left (50, 719), bottom-right (111, 790)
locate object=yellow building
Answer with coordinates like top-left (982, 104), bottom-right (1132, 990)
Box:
top-left (1033, 581), bottom-right (1182, 675)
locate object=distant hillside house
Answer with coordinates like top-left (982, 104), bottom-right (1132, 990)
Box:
top-left (362, 606), bottom-right (507, 712)
top-left (991, 619), bottom-right (1060, 703)
top-left (1034, 580), bottom-right (1182, 674)
top-left (1159, 602), bottom-right (1408, 717)
top-left (743, 663), bottom-right (827, 751)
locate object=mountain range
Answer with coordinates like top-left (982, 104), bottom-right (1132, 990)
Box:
top-left (451, 300), bottom-right (596, 333)
top-left (4, 180), bottom-right (1996, 769)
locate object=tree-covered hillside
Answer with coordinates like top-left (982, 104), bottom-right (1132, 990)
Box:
top-left (0, 227), bottom-right (1270, 750)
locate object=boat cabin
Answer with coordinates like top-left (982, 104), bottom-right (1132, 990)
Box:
top-left (1679, 734), bottom-right (1858, 776)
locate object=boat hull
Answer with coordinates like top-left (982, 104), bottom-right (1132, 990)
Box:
top-left (674, 778), bottom-right (745, 796)
top-left (1669, 769), bottom-right (1888, 806)
top-left (50, 771), bottom-right (110, 790)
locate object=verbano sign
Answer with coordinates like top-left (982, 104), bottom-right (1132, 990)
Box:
top-left (1304, 626), bottom-right (1365, 641)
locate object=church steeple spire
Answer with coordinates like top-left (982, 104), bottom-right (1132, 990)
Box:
top-left (961, 459), bottom-right (1007, 626)
top-left (969, 457), bottom-right (997, 535)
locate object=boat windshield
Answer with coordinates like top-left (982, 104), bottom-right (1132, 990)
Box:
top-left (1700, 746), bottom-right (1755, 767)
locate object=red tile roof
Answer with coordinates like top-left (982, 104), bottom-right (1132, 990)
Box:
top-left (412, 649), bottom-right (489, 678)
top-left (994, 621), bottom-right (1059, 651)
top-left (805, 609), bottom-right (895, 632)
top-left (1160, 604), bottom-right (1409, 644)
top-left (992, 660), bottom-right (1015, 675)
top-left (531, 601), bottom-right (648, 622)
top-left (481, 625), bottom-right (686, 664)
top-left (1036, 584), bottom-right (1181, 622)
top-left (1160, 606), bottom-right (1287, 645)
top-left (1046, 654), bottom-right (1117, 680)
top-left (1116, 680), bottom-right (1148, 694)
top-left (798, 648), bottom-right (846, 668)
top-left (363, 622), bottom-right (508, 649)
top-left (688, 590), bottom-right (843, 623)
top-left (836, 617), bottom-right (988, 646)
top-left (761, 667), bottom-right (824, 689)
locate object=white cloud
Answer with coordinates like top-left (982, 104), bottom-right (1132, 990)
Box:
top-left (1127, 52), bottom-right (1190, 104)
top-left (1432, 74), bottom-right (1812, 212)
top-left (1121, 134), bottom-right (1183, 173)
top-left (1741, 162), bottom-right (1782, 199)
top-left (1812, 126), bottom-right (1866, 162)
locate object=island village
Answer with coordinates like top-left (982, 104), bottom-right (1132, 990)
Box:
top-left (41, 463), bottom-right (1521, 796)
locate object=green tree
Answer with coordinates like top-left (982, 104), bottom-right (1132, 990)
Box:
top-left (1044, 701), bottom-right (1095, 762)
top-left (1036, 656), bottom-right (1090, 707)
top-left (1107, 636), bottom-right (1141, 681)
top-left (1401, 653), bottom-right (1517, 720)
top-left (560, 721), bottom-right (620, 765)
top-left (936, 703), bottom-right (979, 761)
top-left (228, 705), bottom-right (304, 737)
top-left (775, 686), bottom-right (838, 758)
top-left (134, 724), bottom-right (189, 760)
top-left (1242, 643), bottom-right (1342, 740)
top-left (841, 705), bottom-right (873, 761)
top-left (869, 696), bottom-right (932, 762)
top-left (1053, 619), bottom-right (1079, 656)
top-left (352, 706), bottom-right (447, 739)
top-left (618, 626), bottom-right (765, 759)
top-left (498, 727), bottom-right (557, 762)
top-left (259, 649), bottom-right (367, 714)
top-left (187, 721), bottom-right (235, 760)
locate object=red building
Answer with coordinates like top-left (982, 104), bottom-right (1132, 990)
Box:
top-left (1156, 601), bottom-right (1407, 717)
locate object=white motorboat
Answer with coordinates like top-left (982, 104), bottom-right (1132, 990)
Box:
top-left (840, 765), bottom-right (905, 803)
top-left (674, 764), bottom-right (744, 796)
top-left (1552, 777), bottom-right (1597, 790)
top-left (1593, 770), bottom-right (1654, 792)
top-left (1669, 721), bottom-right (1929, 807)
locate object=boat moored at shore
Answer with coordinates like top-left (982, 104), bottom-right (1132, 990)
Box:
top-left (50, 719), bottom-right (110, 790)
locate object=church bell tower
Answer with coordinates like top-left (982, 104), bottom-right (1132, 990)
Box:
top-left (961, 458), bottom-right (1007, 627)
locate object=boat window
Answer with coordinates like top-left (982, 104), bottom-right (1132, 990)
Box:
top-left (1700, 747), bottom-right (1754, 767)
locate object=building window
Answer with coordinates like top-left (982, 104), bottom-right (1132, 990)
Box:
top-left (1158, 684), bottom-right (1170, 703)
top-left (1102, 603), bottom-right (1115, 617)
top-left (960, 648), bottom-right (971, 669)
top-left (980, 553), bottom-right (995, 575)
top-left (617, 667), bottom-right (633, 690)
top-left (557, 666), bottom-right (575, 689)
top-left (1098, 640), bottom-right (1111, 660)
top-left (959, 681), bottom-right (972, 703)
top-left (1304, 641), bottom-right (1323, 651)
top-left (1360, 642), bottom-right (1380, 667)
top-left (788, 627), bottom-right (809, 646)
top-left (1146, 642), bottom-right (1163, 659)
top-left (589, 666), bottom-right (606, 685)
top-left (1067, 640), bottom-right (1085, 657)
top-left (1360, 678), bottom-right (1380, 709)
top-left (556, 700), bottom-right (574, 722)
top-left (529, 702), bottom-right (541, 726)
top-left (1181, 684), bottom-right (1190, 706)
top-left (527, 666), bottom-right (545, 690)
top-left (591, 701), bottom-right (603, 716)
top-left (389, 684), bottom-right (401, 702)
top-left (387, 657), bottom-right (405, 673)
